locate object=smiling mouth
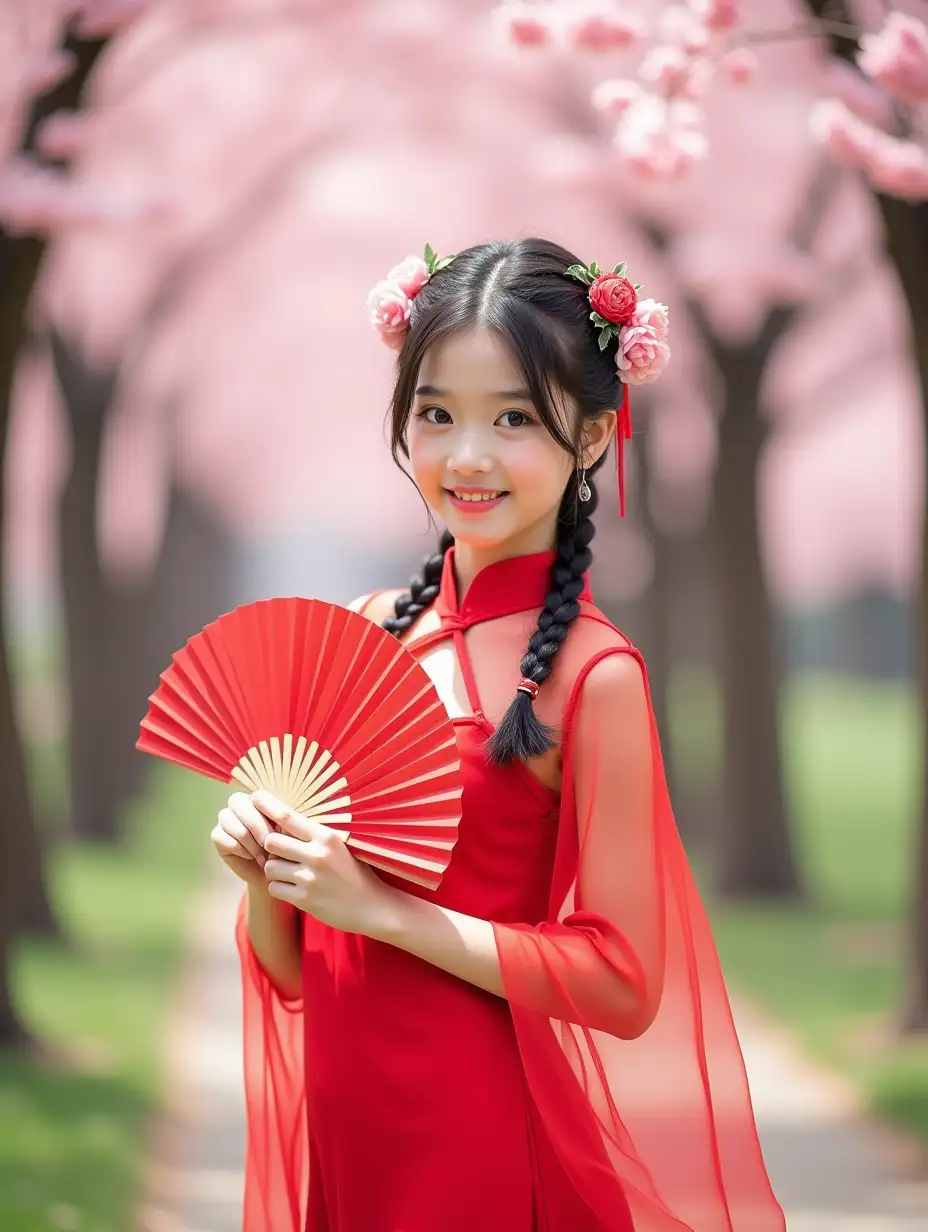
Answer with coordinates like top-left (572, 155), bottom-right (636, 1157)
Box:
top-left (446, 489), bottom-right (508, 503)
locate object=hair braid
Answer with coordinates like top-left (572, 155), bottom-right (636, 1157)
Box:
top-left (488, 479), bottom-right (598, 766)
top-left (383, 528), bottom-right (455, 637)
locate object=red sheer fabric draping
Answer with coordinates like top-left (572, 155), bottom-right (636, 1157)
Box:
top-left (495, 645), bottom-right (784, 1230)
top-left (236, 900), bottom-right (308, 1229)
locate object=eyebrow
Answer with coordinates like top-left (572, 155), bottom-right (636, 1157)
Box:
top-left (414, 384), bottom-right (533, 399)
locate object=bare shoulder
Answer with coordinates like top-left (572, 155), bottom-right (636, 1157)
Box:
top-left (346, 589), bottom-right (406, 624)
top-left (579, 649), bottom-right (646, 708)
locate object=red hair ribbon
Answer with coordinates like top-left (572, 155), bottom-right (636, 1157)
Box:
top-left (617, 384), bottom-right (632, 518)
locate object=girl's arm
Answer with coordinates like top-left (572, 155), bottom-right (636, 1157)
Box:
top-left (246, 885), bottom-right (303, 1000)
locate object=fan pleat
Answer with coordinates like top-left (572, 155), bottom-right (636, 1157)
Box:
top-left (137, 597), bottom-right (463, 889)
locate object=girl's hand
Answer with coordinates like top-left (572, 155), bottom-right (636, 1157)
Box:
top-left (211, 791), bottom-right (273, 890)
top-left (252, 789), bottom-right (403, 937)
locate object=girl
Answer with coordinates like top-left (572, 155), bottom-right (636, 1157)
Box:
top-left (211, 238), bottom-right (785, 1231)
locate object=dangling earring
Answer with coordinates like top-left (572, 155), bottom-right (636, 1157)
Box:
top-left (578, 468), bottom-right (592, 503)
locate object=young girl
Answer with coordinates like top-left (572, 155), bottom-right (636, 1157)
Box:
top-left (211, 237), bottom-right (785, 1231)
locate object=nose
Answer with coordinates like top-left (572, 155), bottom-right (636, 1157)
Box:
top-left (448, 433), bottom-right (494, 477)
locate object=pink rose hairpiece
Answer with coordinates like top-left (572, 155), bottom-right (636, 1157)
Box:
top-left (566, 259), bottom-right (671, 517)
top-left (367, 243), bottom-right (456, 351)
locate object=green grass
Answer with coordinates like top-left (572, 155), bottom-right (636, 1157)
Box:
top-left (0, 763), bottom-right (223, 1232)
top-left (678, 671), bottom-right (928, 1143)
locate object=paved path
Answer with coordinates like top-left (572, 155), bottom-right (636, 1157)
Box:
top-left (137, 870), bottom-right (928, 1231)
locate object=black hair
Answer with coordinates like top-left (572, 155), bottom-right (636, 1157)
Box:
top-left (382, 237), bottom-right (618, 765)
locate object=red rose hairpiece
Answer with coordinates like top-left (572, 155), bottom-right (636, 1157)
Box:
top-left (566, 259), bottom-right (671, 516)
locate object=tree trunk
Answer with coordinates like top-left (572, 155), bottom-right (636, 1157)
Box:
top-left (878, 197), bottom-right (928, 1033)
top-left (711, 344), bottom-right (802, 898)
top-left (50, 327), bottom-right (128, 841)
top-left (50, 323), bottom-right (237, 839)
top-left (0, 232), bottom-right (52, 1043)
top-left (0, 30), bottom-right (110, 1036)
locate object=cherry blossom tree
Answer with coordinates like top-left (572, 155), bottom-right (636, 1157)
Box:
top-left (0, 0), bottom-right (162, 1044)
top-left (494, 0), bottom-right (928, 1028)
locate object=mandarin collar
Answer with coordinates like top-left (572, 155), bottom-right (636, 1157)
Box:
top-left (434, 546), bottom-right (593, 628)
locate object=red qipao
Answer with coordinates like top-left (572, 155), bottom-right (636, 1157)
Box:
top-left (236, 549), bottom-right (785, 1231)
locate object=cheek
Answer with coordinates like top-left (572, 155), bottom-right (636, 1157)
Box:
top-left (507, 437), bottom-right (573, 499)
top-left (407, 429), bottom-right (443, 490)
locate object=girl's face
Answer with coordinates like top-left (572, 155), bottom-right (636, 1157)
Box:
top-left (407, 327), bottom-right (576, 558)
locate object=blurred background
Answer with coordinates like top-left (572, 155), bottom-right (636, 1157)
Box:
top-left (0, 1), bottom-right (926, 1229)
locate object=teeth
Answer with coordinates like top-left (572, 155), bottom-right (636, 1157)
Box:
top-left (452, 491), bottom-right (502, 502)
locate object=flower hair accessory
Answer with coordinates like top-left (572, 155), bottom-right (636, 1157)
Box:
top-left (566, 259), bottom-right (671, 517)
top-left (367, 243), bottom-right (456, 350)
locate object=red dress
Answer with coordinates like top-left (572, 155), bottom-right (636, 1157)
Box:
top-left (236, 550), bottom-right (786, 1232)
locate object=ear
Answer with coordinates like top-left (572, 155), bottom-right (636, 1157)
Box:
top-left (581, 410), bottom-right (617, 468)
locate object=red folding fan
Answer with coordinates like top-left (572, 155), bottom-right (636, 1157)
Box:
top-left (136, 598), bottom-right (462, 890)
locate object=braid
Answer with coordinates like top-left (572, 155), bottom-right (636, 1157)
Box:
top-left (488, 479), bottom-right (598, 766)
top-left (383, 528), bottom-right (455, 636)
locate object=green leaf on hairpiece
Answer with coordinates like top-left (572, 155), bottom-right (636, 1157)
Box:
top-left (434, 255), bottom-right (455, 272)
top-left (613, 262), bottom-right (627, 275)
top-left (589, 311), bottom-right (609, 328)
top-left (566, 263), bottom-right (594, 285)
top-left (423, 242), bottom-right (438, 272)
top-left (589, 260), bottom-right (602, 277)
top-left (634, 283), bottom-right (642, 290)
top-left (598, 329), bottom-right (612, 351)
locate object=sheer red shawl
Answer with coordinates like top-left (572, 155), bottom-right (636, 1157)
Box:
top-left (235, 557), bottom-right (785, 1231)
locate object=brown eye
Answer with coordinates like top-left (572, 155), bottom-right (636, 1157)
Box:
top-left (419, 407), bottom-right (453, 425)
top-left (497, 410), bottom-right (533, 428)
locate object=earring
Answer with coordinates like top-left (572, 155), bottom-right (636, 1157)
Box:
top-left (578, 468), bottom-right (592, 503)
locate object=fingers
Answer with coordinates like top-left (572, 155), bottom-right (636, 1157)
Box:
top-left (210, 820), bottom-right (265, 879)
top-left (264, 831), bottom-right (324, 863)
top-left (263, 855), bottom-right (304, 885)
top-left (214, 797), bottom-right (269, 867)
top-left (251, 790), bottom-right (330, 844)
top-left (227, 791), bottom-right (274, 851)
top-left (266, 880), bottom-right (300, 905)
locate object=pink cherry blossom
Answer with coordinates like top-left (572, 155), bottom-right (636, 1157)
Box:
top-left (640, 45), bottom-right (690, 93)
top-left (494, 2), bottom-right (554, 49)
top-left (866, 134), bottom-right (928, 201)
top-left (367, 279), bottom-right (412, 350)
top-left (616, 324), bottom-right (671, 385)
top-left (591, 78), bottom-right (641, 116)
top-left (689, 0), bottom-right (740, 34)
top-left (824, 59), bottom-right (896, 131)
top-left (721, 47), bottom-right (757, 86)
top-left (617, 122), bottom-right (708, 180)
top-left (615, 92), bottom-right (708, 179)
top-left (659, 6), bottom-right (711, 55)
top-left (857, 13), bottom-right (928, 105)
top-left (809, 99), bottom-right (879, 171)
top-left (565, 4), bottom-right (643, 53)
top-left (386, 255), bottom-right (430, 299)
top-left (630, 298), bottom-right (669, 341)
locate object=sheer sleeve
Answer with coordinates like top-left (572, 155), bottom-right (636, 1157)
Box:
top-left (494, 646), bottom-right (785, 1232)
top-left (236, 895), bottom-right (308, 1231)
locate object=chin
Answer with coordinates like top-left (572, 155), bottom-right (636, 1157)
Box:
top-left (446, 521), bottom-right (513, 550)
